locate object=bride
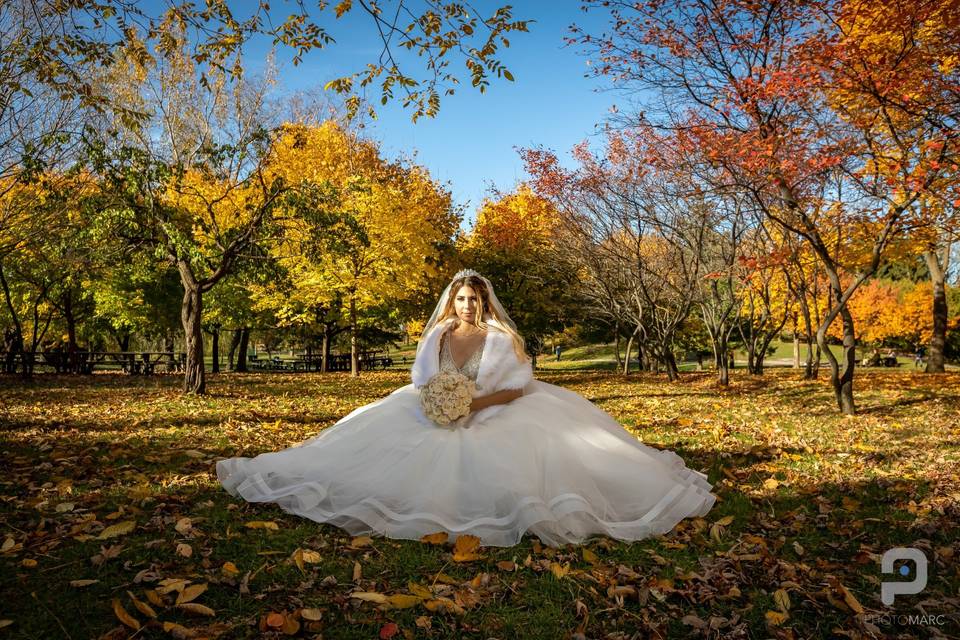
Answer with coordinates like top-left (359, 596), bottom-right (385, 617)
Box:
top-left (216, 270), bottom-right (716, 547)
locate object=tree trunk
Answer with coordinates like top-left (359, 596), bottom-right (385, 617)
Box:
top-left (209, 326), bottom-right (220, 373)
top-left (714, 338), bottom-right (729, 385)
top-left (818, 296), bottom-right (856, 415)
top-left (236, 328), bottom-right (250, 372)
top-left (227, 329), bottom-right (241, 370)
top-left (349, 296), bottom-right (359, 378)
top-left (923, 248), bottom-right (949, 373)
top-left (321, 329), bottom-right (330, 373)
top-left (613, 320), bottom-right (623, 369)
top-left (792, 313), bottom-right (801, 369)
top-left (663, 347), bottom-right (679, 381)
top-left (623, 331), bottom-right (635, 375)
top-left (180, 279), bottom-right (205, 394)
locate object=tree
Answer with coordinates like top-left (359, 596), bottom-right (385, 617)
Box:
top-left (89, 30), bottom-right (287, 393)
top-left (461, 184), bottom-right (582, 366)
top-left (819, 0), bottom-right (960, 373)
top-left (263, 121), bottom-right (460, 376)
top-left (5, 1), bottom-right (530, 124)
top-left (571, 0), bottom-right (948, 413)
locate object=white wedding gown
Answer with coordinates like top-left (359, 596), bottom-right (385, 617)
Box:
top-left (217, 332), bottom-right (717, 547)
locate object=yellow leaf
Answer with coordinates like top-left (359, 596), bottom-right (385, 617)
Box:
top-left (715, 515), bottom-right (735, 526)
top-left (387, 594), bottom-right (422, 609)
top-left (349, 535), bottom-right (374, 548)
top-left (582, 548), bottom-right (600, 564)
top-left (765, 610), bottom-right (789, 626)
top-left (21, 558), bottom-right (36, 568)
top-left (176, 602), bottom-right (215, 616)
top-left (496, 560), bottom-right (516, 571)
top-left (98, 521), bottom-right (136, 540)
top-left (764, 478), bottom-right (781, 490)
top-left (352, 560), bottom-right (362, 581)
top-left (281, 615), bottom-right (300, 635)
top-left (221, 561), bottom-right (240, 576)
top-left (162, 621), bottom-right (197, 639)
top-left (423, 597), bottom-right (465, 616)
top-left (301, 608), bottom-right (323, 621)
top-left (452, 534), bottom-right (482, 562)
top-left (176, 543), bottom-right (193, 558)
top-left (350, 591), bottom-right (388, 604)
top-left (175, 583), bottom-right (208, 605)
top-left (112, 598), bottom-right (140, 630)
top-left (245, 521), bottom-right (279, 530)
top-left (420, 532), bottom-right (449, 545)
top-left (773, 588), bottom-right (791, 612)
top-left (127, 591), bottom-right (157, 618)
top-left (549, 562), bottom-right (570, 579)
top-left (408, 582), bottom-right (433, 599)
top-left (301, 549), bottom-right (322, 563)
top-left (69, 579), bottom-right (98, 587)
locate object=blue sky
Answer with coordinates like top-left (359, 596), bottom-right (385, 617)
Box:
top-left (241, 2), bottom-right (616, 228)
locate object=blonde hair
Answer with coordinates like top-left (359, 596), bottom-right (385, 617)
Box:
top-left (436, 275), bottom-right (529, 362)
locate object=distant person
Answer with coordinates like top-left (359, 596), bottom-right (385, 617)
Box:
top-left (914, 346), bottom-right (925, 369)
top-left (554, 345), bottom-right (562, 361)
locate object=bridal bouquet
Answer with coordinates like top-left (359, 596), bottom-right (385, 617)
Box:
top-left (420, 371), bottom-right (476, 428)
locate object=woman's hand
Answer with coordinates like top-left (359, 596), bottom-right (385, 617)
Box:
top-left (469, 388), bottom-right (523, 413)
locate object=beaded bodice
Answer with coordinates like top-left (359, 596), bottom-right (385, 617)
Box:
top-left (439, 329), bottom-right (486, 381)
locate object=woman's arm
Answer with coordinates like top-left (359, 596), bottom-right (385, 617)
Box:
top-left (469, 387), bottom-right (523, 412)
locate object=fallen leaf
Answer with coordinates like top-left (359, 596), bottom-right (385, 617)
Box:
top-left (379, 621), bottom-right (399, 639)
top-left (420, 532), bottom-right (448, 545)
top-left (349, 535), bottom-right (374, 548)
top-left (774, 588), bottom-right (791, 612)
top-left (162, 621), bottom-right (197, 639)
top-left (350, 591), bottom-right (388, 604)
top-left (127, 591), bottom-right (157, 618)
top-left (176, 602), bottom-right (215, 617)
top-left (387, 594), bottom-right (422, 609)
top-left (301, 608), bottom-right (322, 621)
top-left (452, 535), bottom-right (482, 562)
top-left (174, 517), bottom-right (193, 535)
top-left (70, 579), bottom-right (99, 588)
top-left (98, 521), bottom-right (136, 540)
top-left (244, 521), bottom-right (279, 531)
top-left (112, 598), bottom-right (140, 630)
top-left (550, 562), bottom-right (570, 579)
top-left (176, 583), bottom-right (207, 605)
top-left (838, 583), bottom-right (864, 614)
top-left (765, 610), bottom-right (789, 626)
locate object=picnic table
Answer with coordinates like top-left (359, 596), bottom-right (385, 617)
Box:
top-left (1, 350), bottom-right (186, 374)
top-left (285, 351), bottom-right (394, 372)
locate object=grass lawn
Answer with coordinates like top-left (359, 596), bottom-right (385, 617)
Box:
top-left (1, 367), bottom-right (958, 639)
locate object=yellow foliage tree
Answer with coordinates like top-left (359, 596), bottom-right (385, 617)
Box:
top-left (260, 121), bottom-right (458, 376)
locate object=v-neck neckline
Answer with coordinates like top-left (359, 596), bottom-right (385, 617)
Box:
top-left (445, 329), bottom-right (487, 370)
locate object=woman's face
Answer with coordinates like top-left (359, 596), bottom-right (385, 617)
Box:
top-left (453, 285), bottom-right (480, 325)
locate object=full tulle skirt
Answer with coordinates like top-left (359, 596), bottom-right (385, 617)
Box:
top-left (216, 379), bottom-right (716, 547)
